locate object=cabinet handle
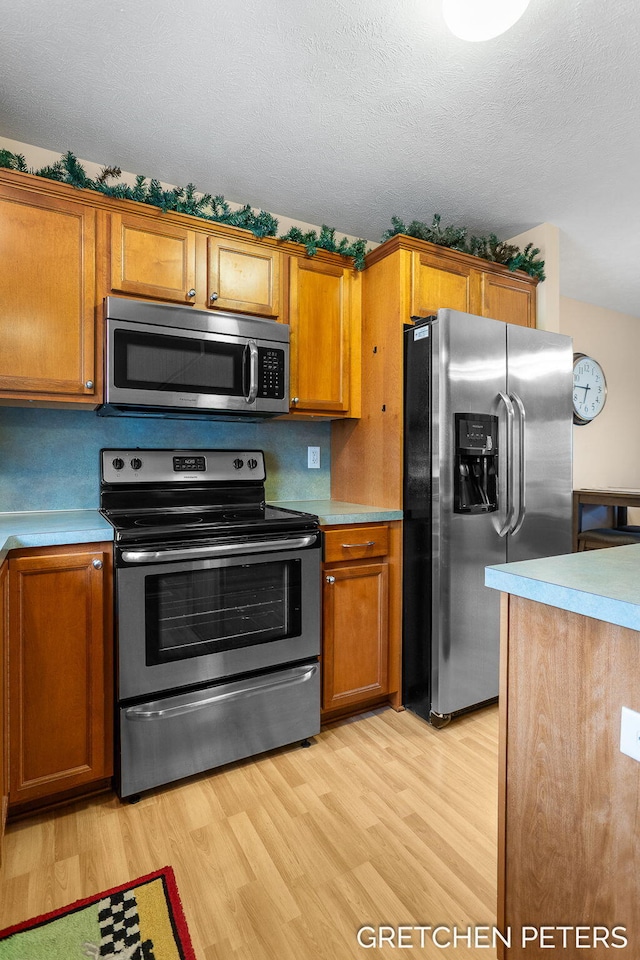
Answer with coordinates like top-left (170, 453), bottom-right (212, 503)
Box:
top-left (210, 292), bottom-right (219, 302)
top-left (325, 575), bottom-right (336, 584)
top-left (85, 380), bottom-right (94, 389)
top-left (291, 397), bottom-right (299, 404)
top-left (341, 541), bottom-right (375, 549)
top-left (187, 289), bottom-right (196, 298)
top-left (92, 559), bottom-right (103, 569)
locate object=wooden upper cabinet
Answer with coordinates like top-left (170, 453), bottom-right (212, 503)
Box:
top-left (207, 235), bottom-right (281, 317)
top-left (8, 544), bottom-right (113, 809)
top-left (109, 212), bottom-right (198, 305)
top-left (288, 256), bottom-right (356, 416)
top-left (411, 248), bottom-right (473, 317)
top-left (411, 245), bottom-right (536, 328)
top-left (471, 268), bottom-right (536, 328)
top-left (0, 183), bottom-right (97, 402)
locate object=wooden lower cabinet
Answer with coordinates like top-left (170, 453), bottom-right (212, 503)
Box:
top-left (7, 543), bottom-right (113, 812)
top-left (321, 523), bottom-right (393, 718)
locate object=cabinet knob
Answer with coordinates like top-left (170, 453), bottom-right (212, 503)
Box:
top-left (92, 559), bottom-right (103, 570)
top-left (291, 397), bottom-right (299, 404)
top-left (85, 380), bottom-right (94, 389)
top-left (325, 575), bottom-right (336, 584)
top-left (187, 289), bottom-right (196, 298)
top-left (210, 292), bottom-right (219, 302)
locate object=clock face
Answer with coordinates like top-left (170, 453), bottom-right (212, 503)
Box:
top-left (573, 354), bottom-right (607, 424)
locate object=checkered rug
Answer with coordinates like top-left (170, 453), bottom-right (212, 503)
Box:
top-left (0, 867), bottom-right (195, 959)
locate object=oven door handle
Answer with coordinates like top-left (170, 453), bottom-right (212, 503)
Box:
top-left (124, 663), bottom-right (318, 720)
top-left (120, 533), bottom-right (318, 563)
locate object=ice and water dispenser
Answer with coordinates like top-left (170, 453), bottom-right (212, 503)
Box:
top-left (453, 413), bottom-right (498, 514)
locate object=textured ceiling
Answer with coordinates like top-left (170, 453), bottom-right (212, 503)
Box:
top-left (1, 0), bottom-right (639, 316)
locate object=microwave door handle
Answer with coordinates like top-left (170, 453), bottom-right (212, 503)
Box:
top-left (244, 340), bottom-right (259, 404)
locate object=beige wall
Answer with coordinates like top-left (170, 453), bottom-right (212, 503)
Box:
top-left (560, 296), bottom-right (640, 489)
top-left (508, 222), bottom-right (560, 332)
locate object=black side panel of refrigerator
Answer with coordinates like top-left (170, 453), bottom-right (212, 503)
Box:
top-left (402, 323), bottom-right (432, 719)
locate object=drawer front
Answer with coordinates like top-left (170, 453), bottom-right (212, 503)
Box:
top-left (119, 662), bottom-right (320, 799)
top-left (323, 525), bottom-right (389, 563)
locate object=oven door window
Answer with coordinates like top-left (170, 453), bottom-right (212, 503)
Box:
top-left (145, 560), bottom-right (302, 664)
top-left (114, 328), bottom-right (245, 397)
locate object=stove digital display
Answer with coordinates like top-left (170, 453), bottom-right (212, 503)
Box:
top-left (173, 456), bottom-right (206, 472)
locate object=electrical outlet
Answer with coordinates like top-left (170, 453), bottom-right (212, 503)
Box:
top-left (307, 446), bottom-right (320, 469)
top-left (620, 706), bottom-right (640, 762)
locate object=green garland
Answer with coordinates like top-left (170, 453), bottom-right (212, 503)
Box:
top-left (0, 149), bottom-right (544, 280)
top-left (0, 149), bottom-right (368, 270)
top-left (381, 214), bottom-right (545, 281)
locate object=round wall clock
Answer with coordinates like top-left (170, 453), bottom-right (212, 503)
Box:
top-left (573, 353), bottom-right (607, 425)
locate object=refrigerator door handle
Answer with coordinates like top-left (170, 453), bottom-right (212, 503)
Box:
top-left (497, 391), bottom-right (516, 537)
top-left (510, 391), bottom-right (527, 535)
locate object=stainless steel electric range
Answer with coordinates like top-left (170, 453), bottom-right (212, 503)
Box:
top-left (100, 448), bottom-right (321, 800)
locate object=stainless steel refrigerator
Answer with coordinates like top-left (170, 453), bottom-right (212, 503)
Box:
top-left (403, 308), bottom-right (573, 726)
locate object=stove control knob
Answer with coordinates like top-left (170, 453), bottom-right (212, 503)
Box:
top-left (233, 458), bottom-right (244, 470)
top-left (130, 457), bottom-right (143, 471)
top-left (111, 457), bottom-right (125, 471)
top-left (247, 458), bottom-right (258, 470)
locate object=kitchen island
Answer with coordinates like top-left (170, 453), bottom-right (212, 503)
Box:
top-left (486, 545), bottom-right (640, 958)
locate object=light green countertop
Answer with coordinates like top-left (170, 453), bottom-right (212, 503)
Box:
top-left (0, 510), bottom-right (113, 564)
top-left (0, 501), bottom-right (402, 565)
top-left (272, 500), bottom-right (403, 526)
top-left (485, 544), bottom-right (640, 632)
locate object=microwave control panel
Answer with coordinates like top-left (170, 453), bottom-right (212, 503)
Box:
top-left (258, 348), bottom-right (285, 399)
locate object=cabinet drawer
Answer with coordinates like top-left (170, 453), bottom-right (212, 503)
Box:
top-left (323, 525), bottom-right (389, 563)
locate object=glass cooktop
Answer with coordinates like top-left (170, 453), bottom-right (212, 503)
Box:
top-left (100, 503), bottom-right (318, 543)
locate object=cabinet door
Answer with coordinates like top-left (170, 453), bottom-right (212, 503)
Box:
top-left (471, 269), bottom-right (536, 327)
top-left (322, 561), bottom-right (389, 712)
top-left (207, 235), bottom-right (281, 316)
top-left (411, 249), bottom-right (472, 317)
top-left (0, 186), bottom-right (97, 401)
top-left (289, 257), bottom-right (352, 415)
top-left (110, 212), bottom-right (198, 304)
top-left (8, 545), bottom-right (112, 807)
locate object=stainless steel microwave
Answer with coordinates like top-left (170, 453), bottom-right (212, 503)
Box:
top-left (98, 297), bottom-right (290, 420)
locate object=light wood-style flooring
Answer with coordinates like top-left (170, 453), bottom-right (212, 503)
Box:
top-left (0, 705), bottom-right (499, 959)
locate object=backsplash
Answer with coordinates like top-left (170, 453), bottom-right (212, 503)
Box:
top-left (0, 408), bottom-right (331, 512)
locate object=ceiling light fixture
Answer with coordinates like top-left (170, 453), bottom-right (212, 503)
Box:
top-left (442, 0), bottom-right (531, 41)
